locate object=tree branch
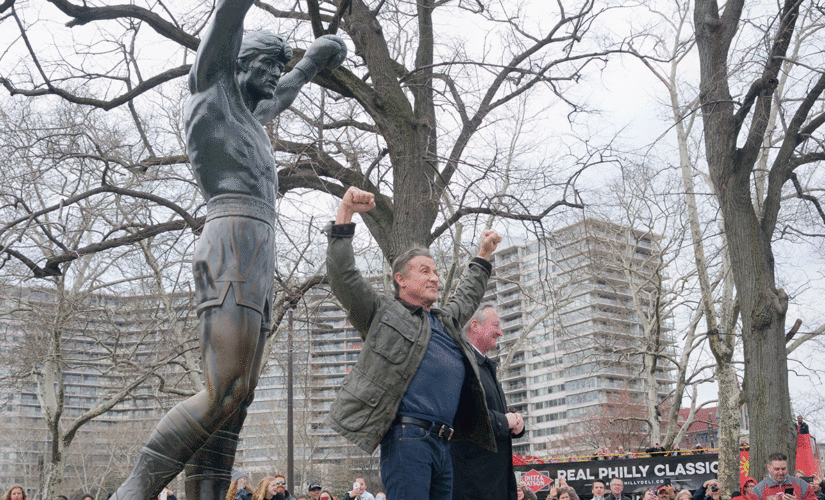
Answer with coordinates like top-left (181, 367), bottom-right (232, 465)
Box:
top-left (46, 0), bottom-right (199, 50)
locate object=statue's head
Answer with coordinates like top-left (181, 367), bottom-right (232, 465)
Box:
top-left (238, 31), bottom-right (293, 71)
top-left (236, 31), bottom-right (293, 104)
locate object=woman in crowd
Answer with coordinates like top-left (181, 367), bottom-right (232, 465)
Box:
top-left (2, 486), bottom-right (26, 500)
top-left (227, 470), bottom-right (254, 500)
top-left (676, 490), bottom-right (693, 500)
top-left (374, 493), bottom-right (386, 500)
top-left (252, 477), bottom-right (280, 500)
top-left (318, 490), bottom-right (333, 500)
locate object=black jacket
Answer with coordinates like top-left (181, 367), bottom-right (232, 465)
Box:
top-left (451, 350), bottom-right (525, 500)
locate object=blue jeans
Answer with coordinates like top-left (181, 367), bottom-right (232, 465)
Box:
top-left (380, 423), bottom-right (453, 500)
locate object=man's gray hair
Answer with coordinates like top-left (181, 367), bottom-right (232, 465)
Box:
top-left (464, 302), bottom-right (498, 333)
top-left (238, 31), bottom-right (293, 71)
top-left (391, 247), bottom-right (432, 295)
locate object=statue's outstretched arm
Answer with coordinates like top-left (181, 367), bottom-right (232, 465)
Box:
top-left (189, 0), bottom-right (255, 93)
top-left (254, 35), bottom-right (347, 124)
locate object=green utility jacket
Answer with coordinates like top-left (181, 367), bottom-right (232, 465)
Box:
top-left (324, 223), bottom-right (497, 454)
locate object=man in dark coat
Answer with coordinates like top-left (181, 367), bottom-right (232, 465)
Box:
top-left (798, 416), bottom-right (810, 434)
top-left (451, 303), bottom-right (525, 500)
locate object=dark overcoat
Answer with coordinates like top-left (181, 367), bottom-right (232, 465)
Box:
top-left (451, 350), bottom-right (525, 500)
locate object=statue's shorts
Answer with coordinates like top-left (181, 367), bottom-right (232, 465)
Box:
top-left (192, 194), bottom-right (275, 331)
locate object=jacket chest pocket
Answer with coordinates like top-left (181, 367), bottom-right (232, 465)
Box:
top-left (369, 310), bottom-right (417, 364)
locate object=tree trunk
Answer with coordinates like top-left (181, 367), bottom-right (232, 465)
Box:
top-left (713, 338), bottom-right (741, 498)
top-left (341, 0), bottom-right (441, 261)
top-left (693, 0), bottom-right (796, 471)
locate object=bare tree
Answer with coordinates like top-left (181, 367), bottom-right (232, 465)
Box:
top-left (0, 0), bottom-right (630, 273)
top-left (693, 0), bottom-right (825, 471)
top-left (0, 94), bottom-right (202, 498)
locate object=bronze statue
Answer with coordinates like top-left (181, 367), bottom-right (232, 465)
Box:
top-left (110, 1), bottom-right (346, 498)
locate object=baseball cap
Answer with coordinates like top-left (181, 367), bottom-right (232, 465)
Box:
top-left (308, 483), bottom-right (322, 491)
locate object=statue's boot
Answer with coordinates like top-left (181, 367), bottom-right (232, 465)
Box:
top-left (184, 429), bottom-right (239, 500)
top-left (111, 404), bottom-right (210, 500)
top-left (185, 400), bottom-right (251, 500)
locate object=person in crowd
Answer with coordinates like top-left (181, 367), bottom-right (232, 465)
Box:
top-left (606, 478), bottom-right (630, 500)
top-left (796, 471), bottom-right (807, 479)
top-left (451, 303), bottom-right (525, 500)
top-left (662, 480), bottom-right (676, 500)
top-left (324, 186), bottom-right (501, 500)
top-left (374, 494), bottom-right (386, 500)
top-left (555, 487), bottom-right (579, 500)
top-left (658, 486), bottom-right (671, 500)
top-left (615, 446), bottom-right (631, 459)
top-left (738, 476), bottom-right (758, 500)
top-left (2, 486), bottom-right (25, 500)
top-left (251, 477), bottom-right (283, 500)
top-left (596, 448), bottom-right (608, 460)
top-left (270, 475), bottom-right (295, 500)
top-left (228, 470), bottom-right (254, 500)
top-left (307, 483), bottom-right (322, 500)
top-left (671, 444), bottom-right (681, 456)
top-left (753, 452), bottom-right (817, 500)
top-left (646, 443), bottom-right (666, 456)
top-left (81, 495), bottom-right (94, 500)
top-left (549, 478), bottom-right (579, 500)
top-left (319, 491), bottom-right (333, 500)
top-left (741, 439), bottom-right (751, 451)
top-left (54, 496), bottom-right (68, 500)
top-left (592, 479), bottom-right (607, 500)
top-left (296, 496), bottom-right (308, 500)
top-left (797, 416), bottom-right (810, 434)
top-left (518, 484), bottom-right (537, 500)
top-left (808, 475), bottom-right (824, 500)
top-left (343, 478), bottom-right (373, 500)
top-left (343, 478), bottom-right (374, 500)
top-left (693, 479), bottom-right (722, 500)
top-left (676, 490), bottom-right (692, 500)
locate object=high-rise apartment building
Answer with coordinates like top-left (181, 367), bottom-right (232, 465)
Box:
top-left (484, 219), bottom-right (676, 456)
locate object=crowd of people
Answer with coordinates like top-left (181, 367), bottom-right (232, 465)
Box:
top-left (222, 474), bottom-right (384, 500)
top-left (1, 475), bottom-right (388, 500)
top-left (527, 452), bottom-right (824, 500)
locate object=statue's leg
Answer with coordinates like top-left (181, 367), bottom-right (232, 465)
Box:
top-left (110, 397), bottom-right (211, 500)
top-left (112, 289), bottom-right (265, 500)
top-left (184, 288), bottom-right (268, 500)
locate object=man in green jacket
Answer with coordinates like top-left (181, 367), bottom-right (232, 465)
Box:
top-left (325, 186), bottom-right (501, 500)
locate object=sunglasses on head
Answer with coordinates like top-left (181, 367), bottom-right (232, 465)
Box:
top-left (275, 482), bottom-right (286, 485)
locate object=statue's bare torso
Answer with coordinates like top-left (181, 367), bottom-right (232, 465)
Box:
top-left (185, 73), bottom-right (277, 207)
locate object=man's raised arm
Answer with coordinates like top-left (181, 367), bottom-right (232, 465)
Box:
top-left (254, 35), bottom-right (347, 124)
top-left (188, 0), bottom-right (254, 93)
